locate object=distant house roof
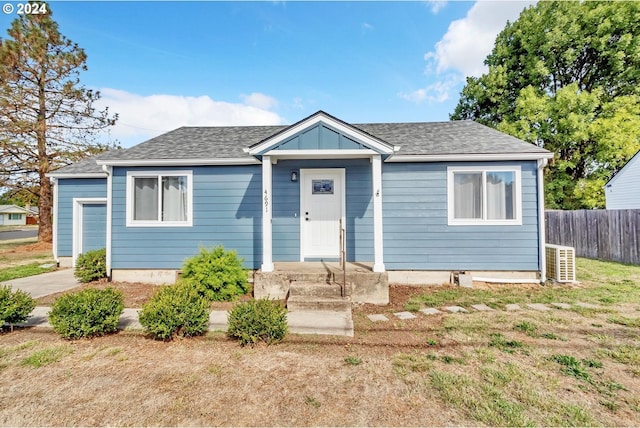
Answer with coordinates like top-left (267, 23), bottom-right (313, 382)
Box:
top-left (0, 205), bottom-right (32, 215)
top-left (606, 149), bottom-right (640, 187)
top-left (49, 111), bottom-right (552, 175)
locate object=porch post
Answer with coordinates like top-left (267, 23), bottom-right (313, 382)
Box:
top-left (372, 154), bottom-right (385, 272)
top-left (261, 155), bottom-right (274, 272)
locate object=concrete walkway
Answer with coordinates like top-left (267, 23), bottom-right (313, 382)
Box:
top-left (18, 307), bottom-right (354, 337)
top-left (2, 269), bottom-right (80, 298)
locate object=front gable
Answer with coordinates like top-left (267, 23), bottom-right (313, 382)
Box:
top-left (247, 110), bottom-right (398, 157)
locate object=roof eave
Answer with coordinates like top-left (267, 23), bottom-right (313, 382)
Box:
top-left (96, 158), bottom-right (260, 167)
top-left (385, 152), bottom-right (554, 162)
top-left (46, 172), bottom-right (107, 179)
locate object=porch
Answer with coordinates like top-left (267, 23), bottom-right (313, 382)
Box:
top-left (253, 261), bottom-right (389, 305)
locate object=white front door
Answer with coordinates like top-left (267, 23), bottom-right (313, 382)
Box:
top-left (300, 169), bottom-right (345, 259)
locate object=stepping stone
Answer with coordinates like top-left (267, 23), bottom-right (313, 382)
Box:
top-left (552, 302), bottom-right (571, 309)
top-left (471, 304), bottom-right (494, 312)
top-left (393, 311), bottom-right (417, 320)
top-left (368, 314), bottom-right (389, 322)
top-left (443, 306), bottom-right (468, 313)
top-left (420, 308), bottom-right (442, 316)
top-left (505, 304), bottom-right (522, 311)
top-left (575, 302), bottom-right (600, 309)
top-left (527, 303), bottom-right (551, 311)
top-left (39, 263), bottom-right (55, 269)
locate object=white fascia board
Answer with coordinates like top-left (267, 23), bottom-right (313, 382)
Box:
top-left (386, 152), bottom-right (554, 162)
top-left (45, 172), bottom-right (107, 179)
top-left (264, 149), bottom-right (377, 160)
top-left (248, 112), bottom-right (395, 155)
top-left (96, 158), bottom-right (260, 167)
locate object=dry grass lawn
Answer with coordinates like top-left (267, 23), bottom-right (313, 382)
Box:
top-left (1, 258), bottom-right (640, 426)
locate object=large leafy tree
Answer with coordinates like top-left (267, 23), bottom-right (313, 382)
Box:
top-left (0, 4), bottom-right (117, 242)
top-left (451, 1), bottom-right (640, 209)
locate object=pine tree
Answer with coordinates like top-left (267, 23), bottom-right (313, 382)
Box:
top-left (0, 3), bottom-right (117, 242)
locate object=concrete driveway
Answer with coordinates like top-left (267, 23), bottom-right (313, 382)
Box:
top-left (2, 269), bottom-right (80, 298)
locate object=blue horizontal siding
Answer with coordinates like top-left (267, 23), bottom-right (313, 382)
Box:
top-left (56, 178), bottom-right (107, 257)
top-left (382, 161), bottom-right (540, 271)
top-left (111, 166), bottom-right (262, 270)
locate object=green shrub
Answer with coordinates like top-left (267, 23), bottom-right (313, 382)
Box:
top-left (49, 287), bottom-right (124, 339)
top-left (74, 248), bottom-right (107, 283)
top-left (227, 298), bottom-right (288, 346)
top-left (0, 285), bottom-right (36, 329)
top-left (180, 246), bottom-right (250, 301)
top-left (138, 283), bottom-right (210, 340)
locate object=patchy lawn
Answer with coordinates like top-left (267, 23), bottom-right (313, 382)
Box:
top-left (1, 257), bottom-right (640, 426)
top-left (0, 240), bottom-right (54, 280)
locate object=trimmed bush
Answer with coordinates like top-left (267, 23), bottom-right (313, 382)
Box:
top-left (74, 248), bottom-right (107, 283)
top-left (0, 285), bottom-right (36, 329)
top-left (49, 287), bottom-right (124, 339)
top-left (227, 299), bottom-right (288, 346)
top-left (138, 283), bottom-right (210, 341)
top-left (180, 246), bottom-right (250, 301)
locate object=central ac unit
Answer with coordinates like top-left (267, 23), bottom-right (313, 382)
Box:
top-left (545, 244), bottom-right (576, 283)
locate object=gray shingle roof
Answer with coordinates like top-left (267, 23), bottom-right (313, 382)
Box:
top-left (355, 121), bottom-right (549, 155)
top-left (49, 150), bottom-right (123, 175)
top-left (52, 117), bottom-right (550, 174)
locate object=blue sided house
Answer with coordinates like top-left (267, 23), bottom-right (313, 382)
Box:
top-left (48, 111), bottom-right (553, 304)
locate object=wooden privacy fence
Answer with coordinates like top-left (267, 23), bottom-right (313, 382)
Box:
top-left (545, 209), bottom-right (640, 265)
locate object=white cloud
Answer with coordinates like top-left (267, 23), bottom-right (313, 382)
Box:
top-left (425, 1), bottom-right (447, 14)
top-left (240, 92), bottom-right (279, 110)
top-left (361, 22), bottom-right (374, 32)
top-left (399, 75), bottom-right (462, 104)
top-left (95, 89), bottom-right (284, 146)
top-left (426, 1), bottom-right (536, 77)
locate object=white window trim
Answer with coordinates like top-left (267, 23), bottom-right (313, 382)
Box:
top-left (447, 165), bottom-right (522, 226)
top-left (126, 170), bottom-right (193, 227)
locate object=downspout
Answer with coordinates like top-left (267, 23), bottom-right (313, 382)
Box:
top-left (51, 177), bottom-right (58, 265)
top-left (537, 158), bottom-right (548, 284)
top-left (102, 164), bottom-right (113, 279)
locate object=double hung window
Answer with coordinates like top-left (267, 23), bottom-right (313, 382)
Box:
top-left (447, 166), bottom-right (521, 225)
top-left (126, 171), bottom-right (192, 227)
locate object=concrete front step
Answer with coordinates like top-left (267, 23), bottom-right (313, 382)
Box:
top-left (289, 281), bottom-right (346, 298)
top-left (286, 295), bottom-right (352, 312)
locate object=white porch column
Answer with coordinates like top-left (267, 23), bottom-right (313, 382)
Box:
top-left (372, 154), bottom-right (385, 272)
top-left (261, 155), bottom-right (274, 272)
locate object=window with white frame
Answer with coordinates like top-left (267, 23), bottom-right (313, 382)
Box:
top-left (8, 213), bottom-right (22, 220)
top-left (126, 171), bottom-right (192, 227)
top-left (447, 166), bottom-right (521, 225)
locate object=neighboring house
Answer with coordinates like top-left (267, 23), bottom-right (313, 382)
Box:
top-left (605, 150), bottom-right (640, 209)
top-left (0, 205), bottom-right (32, 226)
top-left (47, 111), bottom-right (553, 301)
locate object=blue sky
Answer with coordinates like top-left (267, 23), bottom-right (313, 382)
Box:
top-left (0, 1), bottom-right (534, 147)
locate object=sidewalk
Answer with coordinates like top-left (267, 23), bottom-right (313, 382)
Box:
top-left (3, 269), bottom-right (80, 298)
top-left (19, 307), bottom-right (355, 337)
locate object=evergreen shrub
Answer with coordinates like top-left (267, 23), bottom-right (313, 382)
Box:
top-left (227, 298), bottom-right (288, 346)
top-left (0, 285), bottom-right (36, 329)
top-left (49, 287), bottom-right (124, 339)
top-left (74, 248), bottom-right (107, 283)
top-left (138, 283), bottom-right (210, 340)
top-left (180, 246), bottom-right (250, 301)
